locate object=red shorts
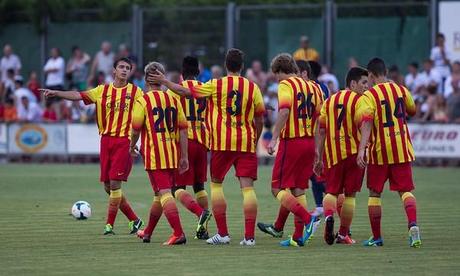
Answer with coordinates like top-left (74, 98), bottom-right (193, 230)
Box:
top-left (272, 137), bottom-right (315, 190)
top-left (367, 162), bottom-right (415, 194)
top-left (325, 154), bottom-right (364, 195)
top-left (99, 135), bottom-right (132, 182)
top-left (175, 139), bottom-right (208, 186)
top-left (147, 169), bottom-right (175, 193)
top-left (210, 151), bottom-right (258, 182)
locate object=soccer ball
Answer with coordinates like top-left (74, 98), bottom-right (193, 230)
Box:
top-left (71, 201), bottom-right (92, 220)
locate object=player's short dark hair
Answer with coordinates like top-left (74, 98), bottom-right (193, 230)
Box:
top-left (295, 60), bottom-right (311, 78)
top-left (346, 67), bottom-right (368, 88)
top-left (182, 56), bottom-right (200, 79)
top-left (367, 57), bottom-right (386, 77)
top-left (271, 53), bottom-right (299, 75)
top-left (225, 48), bottom-right (244, 73)
top-left (436, 33), bottom-right (445, 39)
top-left (389, 65), bottom-right (400, 73)
top-left (113, 57), bottom-right (133, 70)
top-left (308, 61), bottom-right (321, 80)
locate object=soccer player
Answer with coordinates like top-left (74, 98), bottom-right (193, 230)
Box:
top-left (148, 48), bottom-right (265, 246)
top-left (41, 57), bottom-right (143, 235)
top-left (131, 61), bottom-right (189, 245)
top-left (356, 57), bottom-right (421, 248)
top-left (313, 67), bottom-right (369, 245)
top-left (266, 53), bottom-right (322, 247)
top-left (169, 56), bottom-right (212, 240)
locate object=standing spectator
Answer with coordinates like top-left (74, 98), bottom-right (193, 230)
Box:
top-left (211, 65), bottom-right (223, 79)
top-left (17, 96), bottom-right (42, 123)
top-left (42, 101), bottom-right (57, 123)
top-left (430, 33), bottom-right (451, 93)
top-left (293, 35), bottom-right (319, 62)
top-left (0, 44), bottom-right (21, 82)
top-left (447, 81), bottom-right (460, 123)
top-left (89, 41), bottom-right (114, 85)
top-left (348, 57), bottom-right (359, 69)
top-left (416, 59), bottom-right (442, 94)
top-left (245, 60), bottom-right (268, 92)
top-left (13, 75), bottom-right (36, 107)
top-left (27, 71), bottom-right (41, 102)
top-left (66, 46), bottom-right (91, 91)
top-left (444, 61), bottom-right (460, 98)
top-left (388, 65), bottom-right (404, 86)
top-left (405, 62), bottom-right (421, 93)
top-left (318, 65), bottom-right (339, 93)
top-left (44, 48), bottom-right (65, 91)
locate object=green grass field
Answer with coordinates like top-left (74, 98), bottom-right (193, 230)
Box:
top-left (1, 164), bottom-right (459, 275)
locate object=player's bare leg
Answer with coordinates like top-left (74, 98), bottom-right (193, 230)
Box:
top-left (239, 177), bottom-right (257, 246)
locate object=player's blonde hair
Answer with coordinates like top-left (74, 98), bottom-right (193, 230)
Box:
top-left (144, 61), bottom-right (165, 75)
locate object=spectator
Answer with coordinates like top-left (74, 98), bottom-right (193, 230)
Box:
top-left (44, 48), bottom-right (65, 91)
top-left (308, 61), bottom-right (329, 98)
top-left (405, 62), bottom-right (421, 93)
top-left (293, 35), bottom-right (319, 62)
top-left (197, 62), bottom-right (211, 83)
top-left (27, 71), bottom-right (41, 102)
top-left (89, 41), bottom-right (115, 84)
top-left (211, 65), bottom-right (223, 79)
top-left (430, 33), bottom-right (451, 92)
top-left (13, 75), bottom-right (36, 108)
top-left (447, 80), bottom-right (460, 123)
top-left (116, 44), bottom-right (137, 74)
top-left (318, 65), bottom-right (339, 93)
top-left (348, 57), bottom-right (359, 69)
top-left (444, 61), bottom-right (460, 98)
top-left (0, 44), bottom-right (21, 82)
top-left (3, 98), bottom-right (17, 123)
top-left (388, 65), bottom-right (404, 86)
top-left (17, 96), bottom-right (42, 123)
top-left (245, 60), bottom-right (268, 92)
top-left (433, 95), bottom-right (449, 123)
top-left (416, 59), bottom-right (442, 94)
top-left (132, 69), bottom-right (145, 91)
top-left (3, 69), bottom-right (16, 101)
top-left (42, 101), bottom-right (57, 123)
top-left (66, 46), bottom-right (91, 91)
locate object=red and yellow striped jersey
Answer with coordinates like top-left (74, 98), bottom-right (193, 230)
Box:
top-left (278, 77), bottom-right (324, 139)
top-left (168, 80), bottom-right (209, 148)
top-left (132, 90), bottom-right (188, 170)
top-left (80, 83), bottom-right (142, 137)
top-left (356, 82), bottom-right (416, 165)
top-left (190, 76), bottom-right (265, 153)
top-left (319, 89), bottom-right (361, 168)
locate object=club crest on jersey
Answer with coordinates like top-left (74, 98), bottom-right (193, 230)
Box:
top-left (126, 94), bottom-right (131, 99)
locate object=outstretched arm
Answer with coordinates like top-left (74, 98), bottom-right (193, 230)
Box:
top-left (39, 88), bottom-right (82, 101)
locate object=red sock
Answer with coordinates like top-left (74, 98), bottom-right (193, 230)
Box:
top-left (322, 193), bottom-right (337, 218)
top-left (368, 197), bottom-right (382, 240)
top-left (119, 195), bottom-right (138, 221)
top-left (195, 190), bottom-right (209, 210)
top-left (276, 190), bottom-right (311, 224)
top-left (401, 192), bottom-right (417, 228)
top-left (106, 189), bottom-right (122, 226)
top-left (144, 197), bottom-right (163, 236)
top-left (211, 182), bottom-right (228, 236)
top-left (274, 206), bottom-right (290, 231)
top-left (338, 197), bottom-right (355, 236)
top-left (161, 193), bottom-right (184, 237)
top-left (175, 189), bottom-right (203, 217)
top-left (292, 194), bottom-right (307, 241)
top-left (242, 187), bottom-right (257, 239)
top-left (337, 194), bottom-right (345, 217)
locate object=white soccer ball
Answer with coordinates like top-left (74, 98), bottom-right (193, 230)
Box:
top-left (71, 201), bottom-right (92, 220)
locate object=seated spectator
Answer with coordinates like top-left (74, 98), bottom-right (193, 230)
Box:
top-left (132, 69), bottom-right (145, 91)
top-left (444, 61), bottom-right (460, 98)
top-left (14, 75), bottom-right (36, 108)
top-left (17, 96), bottom-right (42, 123)
top-left (70, 101), bottom-right (85, 123)
top-left (211, 65), bottom-right (223, 79)
top-left (59, 100), bottom-right (72, 122)
top-left (293, 35), bottom-right (320, 62)
top-left (319, 65), bottom-right (339, 93)
top-left (416, 59), bottom-right (442, 94)
top-left (405, 62), bottom-right (421, 93)
top-left (433, 95), bottom-right (448, 123)
top-left (42, 101), bottom-right (57, 123)
top-left (447, 81), bottom-right (460, 123)
top-left (27, 71), bottom-right (41, 102)
top-left (3, 98), bottom-right (17, 123)
top-left (245, 60), bottom-right (268, 92)
top-left (44, 47), bottom-right (65, 91)
top-left (66, 46), bottom-right (91, 91)
top-left (388, 65), bottom-right (404, 86)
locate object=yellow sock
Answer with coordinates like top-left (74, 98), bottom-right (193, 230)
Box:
top-left (295, 194), bottom-right (307, 208)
